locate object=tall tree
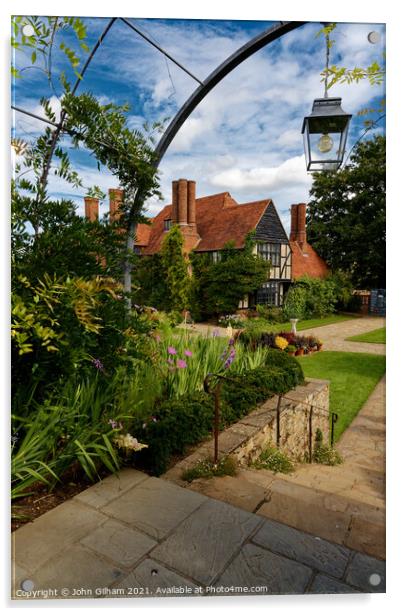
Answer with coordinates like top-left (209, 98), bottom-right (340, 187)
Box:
top-left (160, 225), bottom-right (191, 313)
top-left (307, 135), bottom-right (385, 288)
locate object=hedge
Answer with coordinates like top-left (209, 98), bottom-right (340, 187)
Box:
top-left (134, 350), bottom-right (304, 475)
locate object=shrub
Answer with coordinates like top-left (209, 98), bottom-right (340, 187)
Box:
top-left (135, 357), bottom-right (304, 475)
top-left (256, 304), bottom-right (285, 322)
top-left (283, 275), bottom-right (345, 320)
top-left (251, 446), bottom-right (295, 474)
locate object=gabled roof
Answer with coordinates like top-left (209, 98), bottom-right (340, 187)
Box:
top-left (140, 192), bottom-right (271, 255)
top-left (136, 219), bottom-right (152, 246)
top-left (290, 240), bottom-right (329, 279)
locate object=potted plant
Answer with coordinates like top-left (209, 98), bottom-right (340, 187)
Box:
top-left (295, 339), bottom-right (304, 356)
top-left (317, 339), bottom-right (323, 351)
top-left (287, 344), bottom-right (296, 356)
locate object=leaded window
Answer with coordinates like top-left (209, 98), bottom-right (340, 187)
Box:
top-left (257, 242), bottom-right (281, 266)
top-left (256, 282), bottom-right (280, 306)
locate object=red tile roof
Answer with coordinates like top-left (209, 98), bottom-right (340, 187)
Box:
top-left (140, 192), bottom-right (271, 255)
top-left (290, 240), bottom-right (329, 279)
top-left (136, 220), bottom-right (152, 246)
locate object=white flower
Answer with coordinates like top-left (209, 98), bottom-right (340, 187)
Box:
top-left (114, 433), bottom-right (148, 452)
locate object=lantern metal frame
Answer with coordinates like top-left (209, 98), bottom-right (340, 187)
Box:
top-left (302, 96), bottom-right (352, 172)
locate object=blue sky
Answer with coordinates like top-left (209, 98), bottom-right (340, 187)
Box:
top-left (12, 17), bottom-right (386, 232)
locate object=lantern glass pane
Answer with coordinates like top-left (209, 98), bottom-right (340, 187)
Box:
top-left (308, 131), bottom-right (342, 164)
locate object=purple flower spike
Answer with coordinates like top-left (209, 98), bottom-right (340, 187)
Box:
top-left (212, 329), bottom-right (220, 337)
top-left (92, 358), bottom-right (104, 371)
top-left (184, 349), bottom-right (193, 357)
top-left (167, 346), bottom-right (177, 355)
top-left (177, 359), bottom-right (187, 369)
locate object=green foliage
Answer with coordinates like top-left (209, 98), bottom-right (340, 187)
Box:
top-left (135, 354), bottom-right (304, 475)
top-left (160, 225), bottom-right (191, 312)
top-left (282, 273), bottom-right (353, 321)
top-left (251, 446), bottom-right (295, 474)
top-left (11, 361), bottom-right (162, 508)
top-left (313, 429), bottom-right (343, 466)
top-left (307, 135), bottom-right (385, 289)
top-left (11, 16), bottom-right (89, 83)
top-left (132, 254), bottom-right (171, 309)
top-left (181, 456), bottom-right (237, 482)
top-left (190, 235), bottom-right (269, 319)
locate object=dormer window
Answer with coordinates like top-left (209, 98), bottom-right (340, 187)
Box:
top-left (164, 219), bottom-right (172, 231)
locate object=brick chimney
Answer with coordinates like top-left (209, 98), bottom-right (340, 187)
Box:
top-left (171, 180), bottom-right (179, 223)
top-left (187, 180), bottom-right (196, 228)
top-left (171, 179), bottom-right (200, 253)
top-left (84, 196), bottom-right (99, 222)
top-left (177, 179), bottom-right (188, 225)
top-left (290, 203), bottom-right (307, 246)
top-left (109, 188), bottom-right (124, 222)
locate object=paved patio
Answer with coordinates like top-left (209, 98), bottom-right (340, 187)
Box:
top-left (299, 316), bottom-right (385, 355)
top-left (12, 468), bottom-right (385, 600)
top-left (179, 316), bottom-right (386, 355)
top-left (185, 375), bottom-right (385, 560)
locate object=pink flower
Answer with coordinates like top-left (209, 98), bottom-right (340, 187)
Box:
top-left (177, 359), bottom-right (187, 369)
top-left (167, 346), bottom-right (177, 355)
top-left (184, 349), bottom-right (193, 357)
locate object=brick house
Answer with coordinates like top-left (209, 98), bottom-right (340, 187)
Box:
top-left (85, 179), bottom-right (328, 307)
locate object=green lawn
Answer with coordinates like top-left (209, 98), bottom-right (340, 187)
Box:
top-left (268, 314), bottom-right (358, 333)
top-left (297, 351), bottom-right (386, 441)
top-left (346, 327), bottom-right (386, 344)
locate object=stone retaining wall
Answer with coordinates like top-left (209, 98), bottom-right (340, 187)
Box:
top-left (163, 378), bottom-right (329, 485)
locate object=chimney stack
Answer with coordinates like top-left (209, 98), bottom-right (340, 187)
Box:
top-left (290, 203), bottom-right (307, 246)
top-left (177, 179), bottom-right (188, 225)
top-left (109, 188), bottom-right (124, 222)
top-left (187, 180), bottom-right (196, 228)
top-left (171, 180), bottom-right (179, 223)
top-left (84, 196), bottom-right (99, 222)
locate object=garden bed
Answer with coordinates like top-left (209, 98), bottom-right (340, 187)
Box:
top-left (162, 378), bottom-right (330, 486)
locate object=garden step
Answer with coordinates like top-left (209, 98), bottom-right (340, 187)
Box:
top-left (255, 479), bottom-right (385, 559)
top-left (241, 465), bottom-right (385, 511)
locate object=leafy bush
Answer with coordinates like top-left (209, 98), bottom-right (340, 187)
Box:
top-left (283, 275), bottom-right (339, 320)
top-left (135, 356), bottom-right (304, 475)
top-left (255, 304), bottom-right (286, 322)
top-left (189, 234), bottom-right (269, 319)
top-left (251, 446), bottom-right (295, 474)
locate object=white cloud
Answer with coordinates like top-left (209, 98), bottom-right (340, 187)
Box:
top-left (211, 155), bottom-right (310, 191)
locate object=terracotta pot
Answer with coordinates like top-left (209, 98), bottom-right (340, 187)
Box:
top-left (295, 349), bottom-right (304, 356)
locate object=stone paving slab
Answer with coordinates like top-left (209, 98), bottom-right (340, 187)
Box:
top-left (257, 479), bottom-right (352, 544)
top-left (80, 519), bottom-right (157, 568)
top-left (214, 543), bottom-right (313, 595)
top-left (150, 499), bottom-right (261, 586)
top-left (345, 552), bottom-right (386, 592)
top-left (74, 468), bottom-right (148, 509)
top-left (252, 518), bottom-right (351, 579)
top-left (31, 545), bottom-right (126, 596)
top-left (12, 468), bottom-right (386, 600)
top-left (112, 558), bottom-right (199, 598)
top-left (188, 474), bottom-right (266, 512)
top-left (101, 476), bottom-right (207, 540)
top-left (12, 500), bottom-right (108, 574)
top-left (309, 573), bottom-right (360, 594)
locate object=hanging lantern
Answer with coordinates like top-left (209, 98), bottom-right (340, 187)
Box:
top-left (302, 97), bottom-right (352, 171)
